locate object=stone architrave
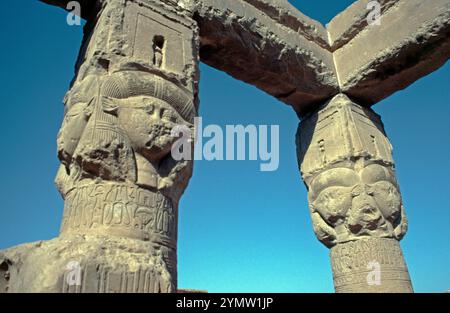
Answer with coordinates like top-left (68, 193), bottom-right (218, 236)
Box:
top-left (1, 0), bottom-right (449, 293)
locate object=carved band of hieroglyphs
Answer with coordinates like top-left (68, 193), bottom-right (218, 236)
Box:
top-left (60, 182), bottom-right (177, 246)
top-left (62, 264), bottom-right (173, 293)
top-left (330, 238), bottom-right (413, 292)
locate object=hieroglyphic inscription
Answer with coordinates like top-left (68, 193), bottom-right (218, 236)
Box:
top-left (61, 182), bottom-right (176, 244)
top-left (62, 264), bottom-right (173, 293)
top-left (330, 238), bottom-right (413, 292)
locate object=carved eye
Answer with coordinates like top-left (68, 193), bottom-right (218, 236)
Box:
top-left (66, 102), bottom-right (85, 117)
top-left (144, 104), bottom-right (154, 115)
top-left (319, 190), bottom-right (336, 203)
top-left (351, 188), bottom-right (361, 198)
top-left (366, 186), bottom-right (375, 196)
top-left (162, 109), bottom-right (177, 122)
top-left (388, 186), bottom-right (398, 197)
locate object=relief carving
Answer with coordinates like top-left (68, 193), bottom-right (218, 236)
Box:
top-left (54, 70), bottom-right (197, 275)
top-left (297, 94), bottom-right (408, 248)
top-left (60, 181), bottom-right (177, 244)
top-left (330, 238), bottom-right (413, 293)
top-left (56, 71), bottom-right (196, 203)
top-left (0, 0), bottom-right (201, 294)
top-left (52, 69), bottom-right (197, 292)
top-left (297, 94), bottom-right (413, 292)
top-left (308, 164), bottom-right (408, 247)
top-left (61, 251), bottom-right (174, 293)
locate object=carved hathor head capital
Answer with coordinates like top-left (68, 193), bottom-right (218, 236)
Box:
top-left (296, 94), bottom-right (408, 248)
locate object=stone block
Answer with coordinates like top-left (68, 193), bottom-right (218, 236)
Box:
top-left (332, 0), bottom-right (450, 105)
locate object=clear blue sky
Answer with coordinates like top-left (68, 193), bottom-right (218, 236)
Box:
top-left (0, 1), bottom-right (448, 293)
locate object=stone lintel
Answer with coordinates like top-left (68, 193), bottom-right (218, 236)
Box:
top-left (195, 0), bottom-right (339, 116)
top-left (332, 0), bottom-right (450, 105)
top-left (327, 0), bottom-right (400, 52)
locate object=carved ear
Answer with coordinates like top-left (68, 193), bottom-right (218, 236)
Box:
top-left (311, 212), bottom-right (337, 248)
top-left (309, 202), bottom-right (317, 213)
top-left (83, 97), bottom-right (96, 117)
top-left (101, 96), bottom-right (119, 115)
top-left (394, 205), bottom-right (408, 240)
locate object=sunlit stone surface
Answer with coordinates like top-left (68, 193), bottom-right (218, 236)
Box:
top-left (1, 0), bottom-right (448, 293)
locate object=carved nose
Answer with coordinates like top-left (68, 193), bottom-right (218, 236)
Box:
top-left (151, 108), bottom-right (161, 120)
top-left (352, 186), bottom-right (378, 213)
top-left (351, 184), bottom-right (374, 197)
top-left (365, 186), bottom-right (375, 196)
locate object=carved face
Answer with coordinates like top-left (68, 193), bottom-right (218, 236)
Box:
top-left (309, 164), bottom-right (404, 241)
top-left (57, 100), bottom-right (92, 164)
top-left (116, 96), bottom-right (188, 162)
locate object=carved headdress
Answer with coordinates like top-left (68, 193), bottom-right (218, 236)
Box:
top-left (100, 71), bottom-right (197, 123)
top-left (296, 94), bottom-right (396, 187)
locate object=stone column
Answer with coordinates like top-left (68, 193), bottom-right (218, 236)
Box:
top-left (296, 94), bottom-right (413, 293)
top-left (0, 0), bottom-right (199, 293)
